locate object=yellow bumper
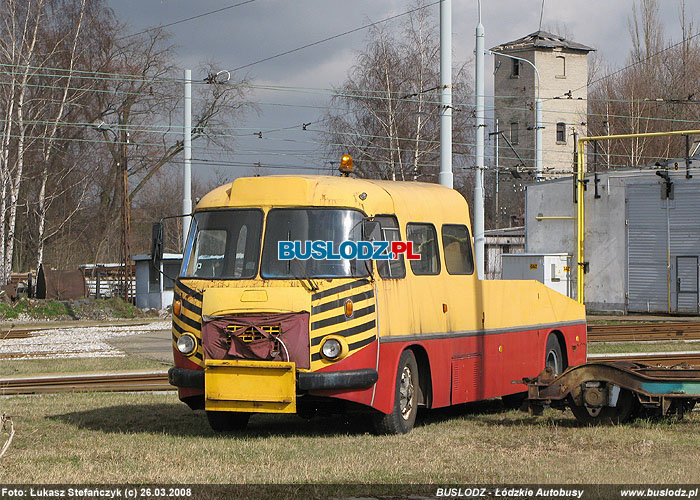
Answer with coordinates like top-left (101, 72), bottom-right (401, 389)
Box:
top-left (204, 359), bottom-right (296, 413)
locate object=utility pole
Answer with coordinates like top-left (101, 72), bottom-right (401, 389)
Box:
top-left (474, 1), bottom-right (485, 279)
top-left (494, 118), bottom-right (499, 225)
top-left (119, 131), bottom-right (132, 303)
top-left (487, 51), bottom-right (542, 180)
top-left (535, 98), bottom-right (543, 179)
top-left (182, 69), bottom-right (192, 249)
top-left (439, 0), bottom-right (453, 189)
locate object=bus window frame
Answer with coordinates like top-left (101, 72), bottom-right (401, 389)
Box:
top-left (441, 223), bottom-right (475, 276)
top-left (405, 222), bottom-right (441, 276)
top-left (179, 208), bottom-right (264, 281)
top-left (374, 214), bottom-right (406, 279)
top-left (260, 206), bottom-right (372, 280)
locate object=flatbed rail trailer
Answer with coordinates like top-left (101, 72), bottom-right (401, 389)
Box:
top-left (524, 361), bottom-right (700, 424)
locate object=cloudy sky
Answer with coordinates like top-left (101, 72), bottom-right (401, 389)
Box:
top-left (108, 0), bottom-right (700, 181)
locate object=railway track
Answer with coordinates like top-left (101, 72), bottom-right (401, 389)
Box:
top-left (2, 353), bottom-right (700, 395)
top-left (0, 371), bottom-right (171, 395)
top-left (591, 352), bottom-right (700, 366)
top-left (588, 321), bottom-right (700, 342)
top-left (0, 320), bottom-right (160, 340)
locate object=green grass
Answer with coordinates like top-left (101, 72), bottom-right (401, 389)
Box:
top-left (0, 356), bottom-right (171, 377)
top-left (81, 297), bottom-right (141, 319)
top-left (0, 299), bottom-right (71, 320)
top-left (0, 297), bottom-right (147, 321)
top-left (588, 341), bottom-right (700, 354)
top-left (0, 392), bottom-right (698, 485)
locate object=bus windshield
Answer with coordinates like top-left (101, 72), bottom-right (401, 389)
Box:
top-left (181, 210), bottom-right (263, 279)
top-left (261, 208), bottom-right (369, 279)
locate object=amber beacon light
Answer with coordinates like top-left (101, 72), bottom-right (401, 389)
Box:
top-left (339, 154), bottom-right (353, 176)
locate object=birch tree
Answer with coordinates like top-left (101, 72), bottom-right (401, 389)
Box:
top-left (0, 0), bottom-right (44, 283)
top-left (324, 2), bottom-right (473, 182)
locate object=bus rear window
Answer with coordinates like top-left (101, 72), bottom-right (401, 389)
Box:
top-left (442, 224), bottom-right (474, 275)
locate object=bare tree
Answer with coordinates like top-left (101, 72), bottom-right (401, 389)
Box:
top-left (0, 0), bottom-right (44, 282)
top-left (0, 2), bottom-right (254, 276)
top-left (588, 0), bottom-right (700, 169)
top-left (323, 3), bottom-right (473, 182)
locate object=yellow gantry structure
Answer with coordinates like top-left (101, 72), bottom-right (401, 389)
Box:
top-left (575, 129), bottom-right (700, 305)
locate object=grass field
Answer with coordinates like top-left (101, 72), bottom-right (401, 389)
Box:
top-left (0, 391), bottom-right (698, 485)
top-left (588, 341), bottom-right (700, 354)
top-left (0, 356), bottom-right (170, 377)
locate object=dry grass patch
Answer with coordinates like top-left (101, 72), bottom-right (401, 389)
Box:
top-left (0, 356), bottom-right (170, 377)
top-left (0, 392), bottom-right (699, 484)
top-left (588, 341), bottom-right (700, 354)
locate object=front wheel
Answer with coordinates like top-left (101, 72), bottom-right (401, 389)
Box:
top-left (373, 350), bottom-right (419, 434)
top-left (206, 411), bottom-right (251, 432)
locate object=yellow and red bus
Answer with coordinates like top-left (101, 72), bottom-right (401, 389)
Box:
top-left (166, 173), bottom-right (586, 434)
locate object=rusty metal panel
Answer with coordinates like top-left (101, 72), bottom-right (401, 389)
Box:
top-left (36, 264), bottom-right (87, 300)
top-left (451, 354), bottom-right (481, 405)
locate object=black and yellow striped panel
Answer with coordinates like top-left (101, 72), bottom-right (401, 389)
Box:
top-left (309, 279), bottom-right (377, 370)
top-left (172, 280), bottom-right (205, 366)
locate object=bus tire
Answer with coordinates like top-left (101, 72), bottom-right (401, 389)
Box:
top-left (206, 411), bottom-right (250, 432)
top-left (373, 350), bottom-right (418, 435)
top-left (545, 334), bottom-right (564, 377)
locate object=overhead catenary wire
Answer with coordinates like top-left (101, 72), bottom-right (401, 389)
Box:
top-left (547, 28), bottom-right (700, 101)
top-left (117, 0), bottom-right (259, 41)
top-left (227, 1), bottom-right (441, 73)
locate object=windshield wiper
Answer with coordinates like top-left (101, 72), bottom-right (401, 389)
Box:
top-left (292, 257), bottom-right (319, 292)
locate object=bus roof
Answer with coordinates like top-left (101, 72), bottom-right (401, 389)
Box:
top-left (196, 175), bottom-right (471, 226)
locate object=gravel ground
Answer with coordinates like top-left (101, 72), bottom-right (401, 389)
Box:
top-left (0, 321), bottom-right (171, 360)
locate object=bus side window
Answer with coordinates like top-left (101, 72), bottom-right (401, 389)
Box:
top-left (375, 215), bottom-right (405, 279)
top-left (442, 224), bottom-right (474, 275)
top-left (406, 223), bottom-right (440, 275)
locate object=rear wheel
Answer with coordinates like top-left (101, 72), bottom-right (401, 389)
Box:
top-left (373, 350), bottom-right (418, 434)
top-left (545, 334), bottom-right (564, 376)
top-left (206, 411), bottom-right (251, 432)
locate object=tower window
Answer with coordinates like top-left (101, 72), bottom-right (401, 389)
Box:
top-left (510, 122), bottom-right (519, 144)
top-left (556, 55), bottom-right (566, 78)
top-left (556, 122), bottom-right (566, 143)
top-left (511, 58), bottom-right (520, 77)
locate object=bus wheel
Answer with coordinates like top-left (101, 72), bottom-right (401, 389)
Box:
top-left (206, 411), bottom-right (250, 432)
top-left (545, 334), bottom-right (564, 376)
top-left (373, 350), bottom-right (418, 435)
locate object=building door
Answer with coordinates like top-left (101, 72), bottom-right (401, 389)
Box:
top-left (626, 184), bottom-right (669, 313)
top-left (627, 182), bottom-right (700, 314)
top-left (676, 256), bottom-right (699, 313)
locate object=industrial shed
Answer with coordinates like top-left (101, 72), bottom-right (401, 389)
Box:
top-left (525, 167), bottom-right (700, 314)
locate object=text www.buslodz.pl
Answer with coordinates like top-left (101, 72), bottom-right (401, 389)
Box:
top-left (278, 240), bottom-right (421, 261)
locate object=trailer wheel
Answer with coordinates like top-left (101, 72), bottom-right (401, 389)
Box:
top-left (569, 389), bottom-right (636, 425)
top-left (545, 334), bottom-right (564, 376)
top-left (373, 350), bottom-right (418, 435)
top-left (206, 411), bottom-right (251, 432)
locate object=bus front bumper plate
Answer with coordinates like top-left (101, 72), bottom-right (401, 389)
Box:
top-left (205, 359), bottom-right (296, 414)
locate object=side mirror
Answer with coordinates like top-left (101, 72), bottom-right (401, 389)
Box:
top-left (362, 220), bottom-right (381, 242)
top-left (151, 221), bottom-right (164, 265)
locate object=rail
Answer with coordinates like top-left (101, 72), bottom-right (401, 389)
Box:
top-left (0, 371), bottom-right (171, 395)
top-left (588, 321), bottom-right (700, 342)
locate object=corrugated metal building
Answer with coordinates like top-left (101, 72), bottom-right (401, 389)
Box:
top-left (525, 167), bottom-right (700, 314)
top-left (484, 226), bottom-right (525, 280)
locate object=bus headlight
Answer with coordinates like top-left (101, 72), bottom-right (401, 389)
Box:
top-left (320, 336), bottom-right (348, 361)
top-left (176, 334), bottom-right (197, 356)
